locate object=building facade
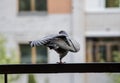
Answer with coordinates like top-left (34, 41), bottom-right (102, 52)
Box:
top-left (0, 0), bottom-right (120, 83)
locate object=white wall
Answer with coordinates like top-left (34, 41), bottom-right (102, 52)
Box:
top-left (86, 73), bottom-right (113, 83)
top-left (71, 0), bottom-right (86, 83)
top-left (85, 0), bottom-right (120, 37)
top-left (86, 13), bottom-right (120, 31)
top-left (85, 0), bottom-right (105, 11)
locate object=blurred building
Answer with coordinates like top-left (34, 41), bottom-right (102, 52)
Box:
top-left (0, 0), bottom-right (120, 83)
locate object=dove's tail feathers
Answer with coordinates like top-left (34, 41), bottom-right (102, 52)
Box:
top-left (29, 40), bottom-right (44, 47)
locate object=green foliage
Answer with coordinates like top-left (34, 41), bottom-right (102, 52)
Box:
top-left (112, 51), bottom-right (120, 62)
top-left (0, 35), bottom-right (19, 64)
top-left (106, 0), bottom-right (120, 7)
top-left (0, 36), bottom-right (6, 64)
top-left (0, 35), bottom-right (20, 83)
top-left (109, 51), bottom-right (120, 83)
top-left (28, 74), bottom-right (37, 83)
top-left (109, 73), bottom-right (120, 83)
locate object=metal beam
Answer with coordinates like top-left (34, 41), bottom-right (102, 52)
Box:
top-left (0, 63), bottom-right (120, 74)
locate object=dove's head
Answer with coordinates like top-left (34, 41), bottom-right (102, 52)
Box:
top-left (59, 30), bottom-right (68, 36)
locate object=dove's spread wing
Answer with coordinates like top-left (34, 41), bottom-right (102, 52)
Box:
top-left (29, 34), bottom-right (67, 47)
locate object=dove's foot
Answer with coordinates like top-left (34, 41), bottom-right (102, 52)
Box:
top-left (57, 62), bottom-right (66, 64)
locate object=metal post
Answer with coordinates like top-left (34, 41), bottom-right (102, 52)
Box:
top-left (4, 74), bottom-right (7, 83)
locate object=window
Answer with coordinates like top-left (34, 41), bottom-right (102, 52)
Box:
top-left (20, 44), bottom-right (31, 63)
top-left (105, 0), bottom-right (120, 8)
top-left (19, 44), bottom-right (47, 64)
top-left (86, 38), bottom-right (120, 62)
top-left (19, 0), bottom-right (47, 12)
top-left (86, 0), bottom-right (120, 12)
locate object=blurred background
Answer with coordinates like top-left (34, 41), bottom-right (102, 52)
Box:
top-left (0, 0), bottom-right (120, 83)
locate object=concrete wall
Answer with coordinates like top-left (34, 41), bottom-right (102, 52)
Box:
top-left (86, 13), bottom-right (120, 32)
top-left (85, 0), bottom-right (120, 37)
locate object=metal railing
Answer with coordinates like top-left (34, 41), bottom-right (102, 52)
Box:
top-left (0, 63), bottom-right (120, 83)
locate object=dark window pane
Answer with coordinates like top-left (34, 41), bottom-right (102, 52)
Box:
top-left (92, 45), bottom-right (107, 62)
top-left (99, 45), bottom-right (107, 62)
top-left (92, 45), bottom-right (97, 62)
top-left (20, 44), bottom-right (31, 63)
top-left (106, 0), bottom-right (120, 8)
top-left (36, 46), bottom-right (47, 63)
top-left (35, 0), bottom-right (47, 11)
top-left (19, 0), bottom-right (31, 11)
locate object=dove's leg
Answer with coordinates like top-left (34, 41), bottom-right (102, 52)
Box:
top-left (60, 57), bottom-right (63, 63)
top-left (57, 57), bottom-right (64, 64)
top-left (57, 54), bottom-right (66, 64)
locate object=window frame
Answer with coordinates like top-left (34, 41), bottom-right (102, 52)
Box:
top-left (17, 0), bottom-right (48, 15)
top-left (104, 0), bottom-right (120, 13)
top-left (86, 38), bottom-right (120, 62)
top-left (19, 44), bottom-right (48, 64)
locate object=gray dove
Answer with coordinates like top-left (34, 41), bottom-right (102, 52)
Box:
top-left (29, 30), bottom-right (80, 63)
